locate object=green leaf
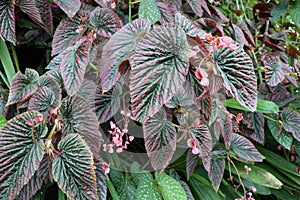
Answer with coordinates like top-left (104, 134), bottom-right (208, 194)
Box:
top-left (290, 0), bottom-right (300, 25)
top-left (136, 172), bottom-right (160, 200)
top-left (0, 111), bottom-right (47, 199)
top-left (188, 176), bottom-right (222, 200)
top-left (212, 45), bottom-right (257, 112)
top-left (110, 169), bottom-right (136, 200)
top-left (130, 24), bottom-right (189, 122)
top-left (155, 172), bottom-right (187, 200)
top-left (0, 114), bottom-right (7, 129)
top-left (143, 109), bottom-right (177, 171)
top-left (222, 99), bottom-right (279, 113)
top-left (0, 36), bottom-right (16, 86)
top-left (138, 0), bottom-right (161, 25)
top-left (231, 133), bottom-right (264, 162)
top-left (60, 95), bottom-right (102, 156)
top-left (0, 0), bottom-right (16, 44)
top-left (6, 68), bottom-right (39, 105)
top-left (52, 134), bottom-right (97, 200)
top-left (53, 0), bottom-right (81, 17)
top-left (270, 0), bottom-right (288, 21)
top-left (281, 108), bottom-right (300, 142)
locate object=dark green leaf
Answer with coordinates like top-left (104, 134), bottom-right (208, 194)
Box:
top-left (281, 108), bottom-right (300, 142)
top-left (155, 172), bottom-right (187, 200)
top-left (53, 0), bottom-right (81, 17)
top-left (0, 114), bottom-right (7, 129)
top-left (52, 134), bottom-right (97, 200)
top-left (231, 133), bottom-right (264, 162)
top-left (0, 0), bottom-right (15, 44)
top-left (290, 0), bottom-right (300, 25)
top-left (270, 0), bottom-right (288, 21)
top-left (100, 19), bottom-right (150, 91)
top-left (89, 7), bottom-right (122, 38)
top-left (143, 109), bottom-right (177, 171)
top-left (0, 111), bottom-right (47, 199)
top-left (7, 68), bottom-right (39, 105)
top-left (222, 99), bottom-right (279, 113)
top-left (136, 172), bottom-right (160, 200)
top-left (212, 45), bottom-right (257, 112)
top-left (188, 176), bottom-right (222, 200)
top-left (138, 0), bottom-right (161, 24)
top-left (130, 24), bottom-right (189, 122)
top-left (60, 95), bottom-right (101, 156)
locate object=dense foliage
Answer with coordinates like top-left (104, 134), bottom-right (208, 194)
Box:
top-left (0, 0), bottom-right (300, 199)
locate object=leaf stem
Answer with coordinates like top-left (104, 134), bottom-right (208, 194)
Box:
top-left (228, 157), bottom-right (247, 199)
top-left (106, 179), bottom-right (120, 200)
top-left (263, 114), bottom-right (279, 123)
top-left (128, 0), bottom-right (132, 23)
top-left (48, 120), bottom-right (58, 139)
top-left (10, 43), bottom-right (20, 72)
top-left (89, 62), bottom-right (99, 72)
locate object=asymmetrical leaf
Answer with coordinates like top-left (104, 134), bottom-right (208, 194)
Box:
top-left (78, 79), bottom-right (97, 103)
top-left (60, 95), bottom-right (101, 156)
top-left (34, 0), bottom-right (53, 35)
top-left (60, 37), bottom-right (92, 95)
top-left (281, 108), bottom-right (300, 142)
top-left (89, 7), bottom-right (122, 38)
top-left (212, 46), bottom-right (257, 111)
top-left (38, 75), bottom-right (62, 100)
top-left (262, 53), bottom-right (284, 87)
top-left (155, 172), bottom-right (187, 200)
top-left (52, 134), bottom-right (97, 200)
top-left (53, 0), bottom-right (81, 17)
top-left (143, 109), bottom-right (177, 171)
top-left (187, 0), bottom-right (210, 17)
top-left (136, 172), bottom-right (160, 200)
top-left (174, 12), bottom-right (201, 37)
top-left (138, 0), bottom-right (161, 24)
top-left (7, 69), bottom-right (39, 105)
top-left (100, 19), bottom-right (150, 91)
top-left (209, 150), bottom-right (226, 191)
top-left (222, 113), bottom-right (233, 150)
top-left (94, 83), bottom-right (122, 123)
top-left (0, 0), bottom-right (15, 44)
top-left (186, 149), bottom-right (199, 179)
top-left (19, 0), bottom-right (43, 29)
top-left (231, 133), bottom-right (264, 162)
top-left (0, 111), bottom-right (47, 199)
top-left (52, 8), bottom-right (89, 55)
top-left (130, 24), bottom-right (189, 122)
top-left (156, 2), bottom-right (175, 24)
top-left (95, 158), bottom-right (107, 200)
top-left (270, 0), bottom-right (288, 21)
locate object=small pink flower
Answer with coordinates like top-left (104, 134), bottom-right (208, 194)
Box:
top-left (235, 198), bottom-right (245, 200)
top-left (102, 162), bottom-right (110, 174)
top-left (245, 165), bottom-right (251, 174)
top-left (116, 148), bottom-right (123, 153)
top-left (129, 136), bottom-right (134, 141)
top-left (103, 144), bottom-right (114, 153)
top-left (214, 1), bottom-right (221, 6)
top-left (112, 134), bottom-right (122, 146)
top-left (205, 33), bottom-right (215, 42)
top-left (111, 1), bottom-right (116, 9)
top-left (195, 68), bottom-right (209, 86)
top-left (110, 121), bottom-right (116, 129)
top-left (75, 25), bottom-right (84, 34)
top-left (192, 146), bottom-right (200, 154)
top-left (236, 113), bottom-right (243, 123)
top-left (250, 186), bottom-right (257, 193)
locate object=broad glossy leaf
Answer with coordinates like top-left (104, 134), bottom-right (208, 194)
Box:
top-left (209, 150), bottom-right (226, 191)
top-left (136, 172), bottom-right (160, 200)
top-left (262, 53), bottom-right (284, 87)
top-left (222, 99), bottom-right (279, 113)
top-left (94, 83), bottom-right (122, 124)
top-left (53, 0), bottom-right (81, 17)
top-left (143, 109), bottom-right (176, 171)
top-left (0, 111), bottom-right (47, 199)
top-left (130, 24), bottom-right (189, 122)
top-left (188, 176), bottom-right (222, 200)
top-left (89, 7), bottom-right (122, 38)
top-left (100, 19), bottom-right (150, 91)
top-left (246, 112), bottom-right (265, 144)
top-left (60, 37), bottom-right (92, 95)
top-left (212, 46), bottom-right (257, 112)
top-left (52, 134), bottom-right (97, 200)
top-left (7, 69), bottom-right (39, 105)
top-left (0, 0), bottom-right (15, 44)
top-left (0, 114), bottom-right (7, 129)
top-left (267, 117), bottom-right (293, 150)
top-left (138, 0), bottom-right (161, 24)
top-left (155, 172), bottom-right (187, 200)
top-left (52, 7), bottom-right (89, 56)
top-left (231, 133), bottom-right (264, 162)
top-left (281, 108), bottom-right (300, 142)
top-left (60, 95), bottom-right (101, 156)
top-left (95, 157), bottom-right (107, 200)
top-left (180, 181), bottom-right (194, 200)
top-left (28, 87), bottom-right (59, 114)
top-left (186, 149), bottom-right (199, 179)
top-left (174, 12), bottom-right (201, 37)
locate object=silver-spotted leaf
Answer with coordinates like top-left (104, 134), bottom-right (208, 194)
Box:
top-left (231, 133), bottom-right (264, 162)
top-left (94, 83), bottom-right (122, 124)
top-left (52, 134), bottom-right (97, 200)
top-left (212, 45), bottom-right (257, 112)
top-left (60, 37), bottom-right (92, 95)
top-left (7, 69), bottom-right (39, 105)
top-left (174, 12), bottom-right (201, 37)
top-left (60, 95), bottom-right (101, 156)
top-left (51, 7), bottom-right (90, 56)
top-left (155, 172), bottom-right (187, 200)
top-left (281, 108), bottom-right (300, 142)
top-left (136, 172), bottom-right (160, 200)
top-left (0, 111), bottom-right (47, 199)
top-left (0, 0), bottom-right (15, 44)
top-left (53, 0), bottom-right (81, 17)
top-left (143, 109), bottom-right (177, 171)
top-left (262, 53), bottom-right (284, 87)
top-left (130, 24), bottom-right (189, 122)
top-left (89, 7), bottom-right (122, 38)
top-left (138, 0), bottom-right (161, 25)
top-left (100, 18), bottom-right (150, 91)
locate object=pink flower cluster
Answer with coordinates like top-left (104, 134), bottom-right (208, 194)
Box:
top-left (206, 33), bottom-right (238, 52)
top-left (103, 121), bottom-right (134, 153)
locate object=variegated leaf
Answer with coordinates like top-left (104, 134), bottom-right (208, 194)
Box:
top-left (262, 52), bottom-right (284, 87)
top-left (53, 0), bottom-right (81, 17)
top-left (95, 157), bottom-right (107, 200)
top-left (209, 149), bottom-right (227, 191)
top-left (175, 12), bottom-right (201, 37)
top-left (0, 0), bottom-right (15, 44)
top-left (281, 108), bottom-right (300, 142)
